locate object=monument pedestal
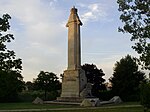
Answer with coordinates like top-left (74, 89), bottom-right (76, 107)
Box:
top-left (57, 69), bottom-right (87, 102)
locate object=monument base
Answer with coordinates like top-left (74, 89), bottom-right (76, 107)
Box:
top-left (57, 97), bottom-right (83, 102)
top-left (61, 69), bottom-right (87, 98)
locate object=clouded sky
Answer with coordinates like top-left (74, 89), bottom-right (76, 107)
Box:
top-left (0, 0), bottom-right (138, 81)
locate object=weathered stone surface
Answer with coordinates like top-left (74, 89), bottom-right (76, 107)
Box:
top-left (80, 83), bottom-right (93, 98)
top-left (109, 96), bottom-right (122, 104)
top-left (66, 6), bottom-right (82, 70)
top-left (32, 97), bottom-right (43, 104)
top-left (98, 96), bottom-right (122, 106)
top-left (57, 97), bottom-right (83, 102)
top-left (80, 98), bottom-right (100, 107)
top-left (61, 69), bottom-right (86, 98)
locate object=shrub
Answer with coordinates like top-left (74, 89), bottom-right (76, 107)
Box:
top-left (18, 90), bottom-right (60, 102)
top-left (98, 90), bottom-right (114, 101)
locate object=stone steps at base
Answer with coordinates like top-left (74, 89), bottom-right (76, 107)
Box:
top-left (44, 101), bottom-right (80, 105)
top-left (57, 97), bottom-right (83, 103)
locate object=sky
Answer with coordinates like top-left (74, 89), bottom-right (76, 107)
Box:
top-left (0, 0), bottom-right (139, 81)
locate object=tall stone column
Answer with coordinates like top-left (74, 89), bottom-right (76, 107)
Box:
top-left (66, 7), bottom-right (82, 70)
top-left (57, 7), bottom-right (87, 102)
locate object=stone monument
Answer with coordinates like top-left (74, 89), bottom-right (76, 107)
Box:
top-left (57, 7), bottom-right (87, 102)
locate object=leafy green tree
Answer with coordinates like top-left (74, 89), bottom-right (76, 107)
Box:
top-left (109, 55), bottom-right (146, 101)
top-left (25, 81), bottom-right (35, 91)
top-left (34, 71), bottom-right (61, 100)
top-left (82, 63), bottom-right (106, 97)
top-left (0, 14), bottom-right (22, 71)
top-left (117, 0), bottom-right (150, 69)
top-left (0, 14), bottom-right (24, 102)
top-left (140, 81), bottom-right (150, 112)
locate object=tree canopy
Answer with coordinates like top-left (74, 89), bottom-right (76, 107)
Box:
top-left (33, 71), bottom-right (61, 100)
top-left (117, 0), bottom-right (150, 69)
top-left (82, 63), bottom-right (106, 97)
top-left (109, 55), bottom-right (146, 101)
top-left (0, 14), bottom-right (24, 102)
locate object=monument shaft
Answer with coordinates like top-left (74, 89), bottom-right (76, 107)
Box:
top-left (67, 7), bottom-right (82, 70)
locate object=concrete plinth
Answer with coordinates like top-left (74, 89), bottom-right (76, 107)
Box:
top-left (57, 97), bottom-right (83, 103)
top-left (60, 69), bottom-right (86, 98)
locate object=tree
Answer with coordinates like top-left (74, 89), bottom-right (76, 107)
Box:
top-left (25, 81), bottom-right (35, 91)
top-left (34, 71), bottom-right (61, 100)
top-left (109, 55), bottom-right (146, 101)
top-left (82, 63), bottom-right (106, 97)
top-left (0, 14), bottom-right (24, 102)
top-left (140, 81), bottom-right (150, 112)
top-left (117, 0), bottom-right (150, 69)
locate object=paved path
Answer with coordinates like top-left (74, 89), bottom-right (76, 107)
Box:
top-left (0, 105), bottom-right (142, 112)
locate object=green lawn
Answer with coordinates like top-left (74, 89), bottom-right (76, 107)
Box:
top-left (46, 107), bottom-right (143, 112)
top-left (0, 102), bottom-right (77, 110)
top-left (0, 102), bottom-right (147, 112)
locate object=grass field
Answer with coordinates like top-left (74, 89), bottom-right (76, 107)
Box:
top-left (0, 102), bottom-right (77, 110)
top-left (46, 107), bottom-right (143, 112)
top-left (0, 102), bottom-right (147, 112)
